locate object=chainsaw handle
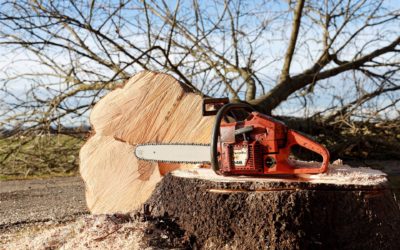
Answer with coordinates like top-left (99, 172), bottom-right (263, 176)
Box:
top-left (286, 129), bottom-right (330, 173)
top-left (211, 103), bottom-right (255, 173)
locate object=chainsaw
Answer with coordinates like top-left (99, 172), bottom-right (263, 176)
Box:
top-left (135, 98), bottom-right (330, 175)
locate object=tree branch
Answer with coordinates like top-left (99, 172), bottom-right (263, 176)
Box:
top-left (252, 36), bottom-right (400, 113)
top-left (279, 0), bottom-right (305, 82)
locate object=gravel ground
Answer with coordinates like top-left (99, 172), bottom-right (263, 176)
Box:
top-left (0, 176), bottom-right (88, 230)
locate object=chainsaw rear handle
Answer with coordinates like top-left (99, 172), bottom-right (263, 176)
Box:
top-left (211, 103), bottom-right (255, 173)
top-left (284, 129), bottom-right (330, 174)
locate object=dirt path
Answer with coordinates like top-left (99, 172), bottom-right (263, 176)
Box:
top-left (0, 176), bottom-right (88, 232)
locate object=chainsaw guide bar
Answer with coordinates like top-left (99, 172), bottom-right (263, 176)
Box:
top-left (134, 143), bottom-right (211, 164)
top-left (134, 101), bottom-right (329, 175)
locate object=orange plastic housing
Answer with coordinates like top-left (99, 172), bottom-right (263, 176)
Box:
top-left (217, 112), bottom-right (330, 175)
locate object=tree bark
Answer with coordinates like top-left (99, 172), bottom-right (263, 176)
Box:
top-left (148, 167), bottom-right (400, 249)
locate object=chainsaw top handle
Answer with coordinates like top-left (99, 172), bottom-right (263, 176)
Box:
top-left (210, 102), bottom-right (255, 173)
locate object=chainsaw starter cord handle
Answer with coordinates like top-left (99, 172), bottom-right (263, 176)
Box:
top-left (211, 103), bottom-right (255, 173)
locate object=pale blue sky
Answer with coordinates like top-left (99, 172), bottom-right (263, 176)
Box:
top-left (0, 0), bottom-right (399, 127)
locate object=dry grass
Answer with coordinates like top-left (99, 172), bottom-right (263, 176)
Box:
top-left (0, 134), bottom-right (83, 178)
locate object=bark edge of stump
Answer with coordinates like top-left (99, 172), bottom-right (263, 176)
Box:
top-left (147, 167), bottom-right (400, 249)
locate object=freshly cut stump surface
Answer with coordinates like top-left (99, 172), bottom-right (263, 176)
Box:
top-left (149, 165), bottom-right (400, 249)
top-left (79, 71), bottom-right (214, 213)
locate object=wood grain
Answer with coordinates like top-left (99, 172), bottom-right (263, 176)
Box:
top-left (79, 71), bottom-right (214, 213)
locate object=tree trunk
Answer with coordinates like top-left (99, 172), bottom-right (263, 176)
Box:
top-left (79, 71), bottom-right (214, 214)
top-left (148, 167), bottom-right (400, 249)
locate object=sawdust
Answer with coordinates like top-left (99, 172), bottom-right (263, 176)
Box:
top-left (1, 215), bottom-right (146, 250)
top-left (305, 160), bottom-right (387, 185)
top-left (1, 212), bottom-right (193, 250)
top-left (172, 160), bottom-right (387, 186)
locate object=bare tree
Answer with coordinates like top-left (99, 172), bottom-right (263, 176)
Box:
top-left (0, 0), bottom-right (399, 129)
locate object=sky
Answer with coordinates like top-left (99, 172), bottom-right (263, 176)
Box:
top-left (0, 0), bottom-right (399, 128)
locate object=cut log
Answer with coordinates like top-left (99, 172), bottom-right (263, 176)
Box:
top-left (148, 165), bottom-right (400, 249)
top-left (80, 71), bottom-right (214, 213)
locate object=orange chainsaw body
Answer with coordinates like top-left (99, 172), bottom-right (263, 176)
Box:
top-left (217, 112), bottom-right (329, 175)
top-left (206, 100), bottom-right (330, 175)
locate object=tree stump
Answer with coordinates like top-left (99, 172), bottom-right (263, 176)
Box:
top-left (148, 165), bottom-right (400, 249)
top-left (79, 71), bottom-right (400, 249)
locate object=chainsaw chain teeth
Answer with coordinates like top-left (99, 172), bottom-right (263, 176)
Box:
top-left (134, 142), bottom-right (211, 164)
